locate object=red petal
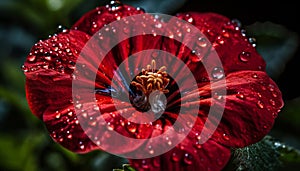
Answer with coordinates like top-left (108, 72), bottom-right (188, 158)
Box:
top-left (199, 71), bottom-right (283, 147)
top-left (72, 4), bottom-right (145, 35)
top-left (176, 12), bottom-right (266, 75)
top-left (24, 30), bottom-right (90, 119)
top-left (129, 118), bottom-right (231, 171)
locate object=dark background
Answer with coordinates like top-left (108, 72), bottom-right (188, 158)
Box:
top-left (0, 0), bottom-right (299, 170)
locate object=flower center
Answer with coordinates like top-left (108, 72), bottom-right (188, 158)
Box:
top-left (130, 60), bottom-right (170, 113)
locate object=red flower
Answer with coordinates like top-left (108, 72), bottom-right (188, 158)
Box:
top-left (23, 1), bottom-right (283, 171)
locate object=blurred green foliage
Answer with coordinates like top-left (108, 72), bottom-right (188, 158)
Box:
top-left (0, 0), bottom-right (300, 171)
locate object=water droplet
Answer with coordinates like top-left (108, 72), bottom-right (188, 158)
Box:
top-left (148, 145), bottom-right (154, 154)
top-left (151, 51), bottom-right (159, 58)
top-left (213, 92), bottom-right (224, 101)
top-left (248, 37), bottom-right (256, 47)
top-left (183, 153), bottom-right (193, 165)
top-left (141, 160), bottom-right (149, 169)
top-left (216, 36), bottom-right (225, 45)
top-left (268, 84), bottom-right (275, 92)
top-left (123, 27), bottom-right (129, 34)
top-left (107, 122), bottom-right (114, 131)
top-left (269, 99), bottom-right (276, 106)
top-left (236, 92), bottom-right (245, 99)
top-left (28, 55), bottom-right (36, 62)
top-left (252, 73), bottom-right (258, 78)
top-left (126, 122), bottom-right (137, 133)
top-left (197, 37), bottom-right (208, 47)
top-left (257, 100), bottom-right (264, 109)
top-left (239, 51), bottom-right (251, 62)
top-left (186, 121), bottom-right (193, 128)
top-left (172, 152), bottom-right (180, 162)
top-left (57, 25), bottom-right (69, 33)
top-left (55, 112), bottom-right (61, 119)
top-left (272, 92), bottom-right (278, 98)
top-left (241, 29), bottom-right (247, 36)
top-left (263, 125), bottom-right (268, 129)
top-left (211, 67), bottom-right (224, 80)
top-left (21, 65), bottom-right (29, 72)
top-left (194, 141), bottom-right (202, 149)
top-left (187, 17), bottom-right (194, 24)
top-left (93, 105), bottom-right (99, 111)
top-left (190, 50), bottom-right (201, 62)
top-left (80, 145), bottom-right (85, 150)
top-left (67, 134), bottom-right (72, 139)
top-left (231, 19), bottom-right (242, 28)
top-left (222, 133), bottom-right (230, 141)
top-left (108, 0), bottom-right (123, 11)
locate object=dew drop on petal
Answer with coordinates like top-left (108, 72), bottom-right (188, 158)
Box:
top-left (27, 55), bottom-right (36, 62)
top-left (55, 111), bottom-right (61, 119)
top-left (248, 37), bottom-right (256, 47)
top-left (123, 27), bottom-right (129, 34)
top-left (222, 133), bottom-right (230, 141)
top-left (197, 37), bottom-right (208, 47)
top-left (236, 92), bottom-right (245, 99)
top-left (126, 122), bottom-right (137, 133)
top-left (211, 67), bottom-right (224, 80)
top-left (213, 92), bottom-right (224, 101)
top-left (190, 50), bottom-right (202, 62)
top-left (268, 84), bottom-right (275, 92)
top-left (194, 141), bottom-right (202, 149)
top-left (241, 29), bottom-right (247, 36)
top-left (183, 153), bottom-right (193, 165)
top-left (80, 145), bottom-right (85, 150)
top-left (57, 25), bottom-right (69, 33)
top-left (108, 0), bottom-right (123, 11)
top-left (257, 100), bottom-right (264, 109)
top-left (239, 51), bottom-right (251, 62)
top-left (269, 99), bottom-right (276, 106)
top-left (148, 146), bottom-right (154, 154)
top-left (141, 160), bottom-right (149, 169)
top-left (21, 65), bottom-right (29, 72)
top-left (172, 152), bottom-right (179, 162)
top-left (107, 122), bottom-right (114, 131)
top-left (252, 73), bottom-right (258, 78)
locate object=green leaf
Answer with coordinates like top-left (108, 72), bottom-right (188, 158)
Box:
top-left (229, 136), bottom-right (281, 171)
top-left (246, 22), bottom-right (299, 80)
top-left (224, 136), bottom-right (300, 171)
top-left (113, 164), bottom-right (136, 171)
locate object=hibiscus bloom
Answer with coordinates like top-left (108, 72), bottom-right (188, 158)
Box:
top-left (23, 1), bottom-right (283, 171)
